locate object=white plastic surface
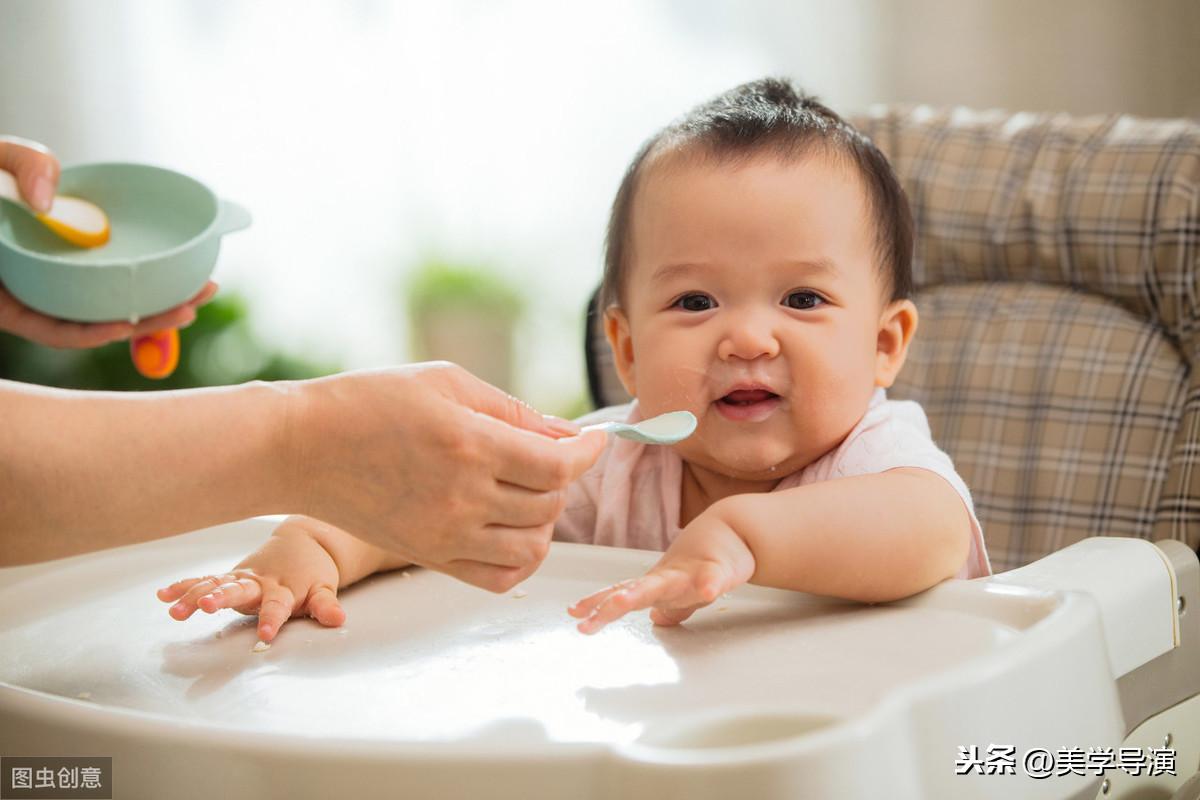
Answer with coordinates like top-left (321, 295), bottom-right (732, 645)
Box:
top-left (0, 519), bottom-right (1143, 799)
top-left (1109, 690), bottom-right (1200, 798)
top-left (992, 537), bottom-right (1180, 678)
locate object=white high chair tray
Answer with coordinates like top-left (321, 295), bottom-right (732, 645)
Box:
top-left (0, 518), bottom-right (1128, 799)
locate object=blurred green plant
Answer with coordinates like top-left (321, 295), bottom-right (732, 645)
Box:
top-left (557, 392), bottom-right (595, 421)
top-left (0, 293), bottom-right (338, 390)
top-left (406, 260), bottom-right (525, 321)
top-left (404, 259), bottom-right (526, 392)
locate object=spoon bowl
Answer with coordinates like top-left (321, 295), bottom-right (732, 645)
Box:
top-left (582, 410), bottom-right (697, 445)
top-left (0, 169), bottom-right (110, 248)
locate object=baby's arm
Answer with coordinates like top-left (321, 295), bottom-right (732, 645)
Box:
top-left (157, 515), bottom-right (409, 642)
top-left (716, 467), bottom-right (970, 601)
top-left (571, 468), bottom-right (969, 632)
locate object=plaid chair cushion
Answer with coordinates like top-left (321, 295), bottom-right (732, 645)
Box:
top-left (852, 107), bottom-right (1200, 569)
top-left (851, 108), bottom-right (1200, 347)
top-left (586, 106), bottom-right (1200, 571)
top-left (893, 281), bottom-right (1187, 572)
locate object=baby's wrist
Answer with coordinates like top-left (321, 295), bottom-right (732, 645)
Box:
top-left (703, 496), bottom-right (748, 540)
top-left (688, 501), bottom-right (757, 582)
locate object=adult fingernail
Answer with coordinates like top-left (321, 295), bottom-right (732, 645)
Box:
top-left (543, 415), bottom-right (579, 436)
top-left (29, 175), bottom-right (54, 214)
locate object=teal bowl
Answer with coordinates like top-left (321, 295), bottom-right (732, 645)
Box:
top-left (0, 163), bottom-right (250, 323)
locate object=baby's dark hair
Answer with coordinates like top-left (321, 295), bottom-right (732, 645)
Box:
top-left (601, 78), bottom-right (913, 308)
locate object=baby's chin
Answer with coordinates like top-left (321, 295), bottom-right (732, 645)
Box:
top-left (683, 443), bottom-right (811, 482)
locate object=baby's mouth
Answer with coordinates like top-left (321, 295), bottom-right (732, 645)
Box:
top-left (714, 389), bottom-right (782, 422)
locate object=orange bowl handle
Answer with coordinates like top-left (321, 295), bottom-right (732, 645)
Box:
top-left (130, 328), bottom-right (180, 379)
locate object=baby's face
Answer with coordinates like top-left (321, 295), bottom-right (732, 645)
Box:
top-left (607, 151), bottom-right (913, 482)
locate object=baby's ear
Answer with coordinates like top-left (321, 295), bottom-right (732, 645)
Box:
top-left (875, 299), bottom-right (918, 388)
top-left (603, 305), bottom-right (638, 398)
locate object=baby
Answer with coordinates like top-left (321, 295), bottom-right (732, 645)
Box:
top-left (158, 78), bottom-right (990, 641)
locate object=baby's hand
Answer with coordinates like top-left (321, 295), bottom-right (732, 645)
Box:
top-left (156, 518), bottom-right (347, 642)
top-left (568, 512), bottom-right (756, 634)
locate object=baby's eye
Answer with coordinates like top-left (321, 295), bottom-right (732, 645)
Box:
top-left (783, 291), bottom-right (824, 310)
top-left (673, 293), bottom-right (716, 312)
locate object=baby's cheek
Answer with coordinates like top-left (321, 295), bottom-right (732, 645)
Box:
top-left (794, 388), bottom-right (871, 455)
top-left (639, 372), bottom-right (707, 415)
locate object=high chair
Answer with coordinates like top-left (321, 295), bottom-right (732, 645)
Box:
top-left (0, 106), bottom-right (1197, 800)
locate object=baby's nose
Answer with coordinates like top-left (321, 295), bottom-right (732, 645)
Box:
top-left (717, 317), bottom-right (780, 361)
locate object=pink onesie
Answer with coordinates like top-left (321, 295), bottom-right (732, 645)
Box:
top-left (555, 388), bottom-right (992, 580)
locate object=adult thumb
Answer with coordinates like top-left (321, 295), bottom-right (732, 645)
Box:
top-left (0, 136), bottom-right (59, 214)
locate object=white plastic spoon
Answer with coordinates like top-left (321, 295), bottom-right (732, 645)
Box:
top-left (0, 168), bottom-right (110, 248)
top-left (581, 410), bottom-right (697, 445)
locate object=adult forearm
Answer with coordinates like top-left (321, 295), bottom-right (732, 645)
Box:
top-left (1, 378), bottom-right (297, 565)
top-left (715, 468), bottom-right (970, 603)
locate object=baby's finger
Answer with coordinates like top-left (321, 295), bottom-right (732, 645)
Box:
top-left (166, 575), bottom-right (234, 620)
top-left (650, 603), bottom-right (707, 627)
top-left (305, 585), bottom-right (346, 628)
top-left (156, 576), bottom-right (207, 602)
top-left (568, 578), bottom-right (640, 619)
top-left (197, 578), bottom-right (263, 614)
top-left (646, 564), bottom-right (728, 627)
top-left (256, 583), bottom-right (296, 643)
top-left (577, 574), bottom-right (676, 635)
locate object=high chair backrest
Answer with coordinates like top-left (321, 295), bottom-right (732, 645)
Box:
top-left (585, 106), bottom-right (1200, 572)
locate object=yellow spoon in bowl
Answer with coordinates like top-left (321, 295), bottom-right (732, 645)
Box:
top-left (0, 168), bottom-right (110, 247)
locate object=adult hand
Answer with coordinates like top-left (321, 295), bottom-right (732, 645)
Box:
top-left (0, 281), bottom-right (218, 349)
top-left (0, 135), bottom-right (219, 348)
top-left (2, 362), bottom-right (605, 570)
top-left (292, 362), bottom-right (608, 593)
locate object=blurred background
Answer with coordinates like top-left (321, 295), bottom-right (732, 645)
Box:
top-left (1, 0), bottom-right (1197, 414)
